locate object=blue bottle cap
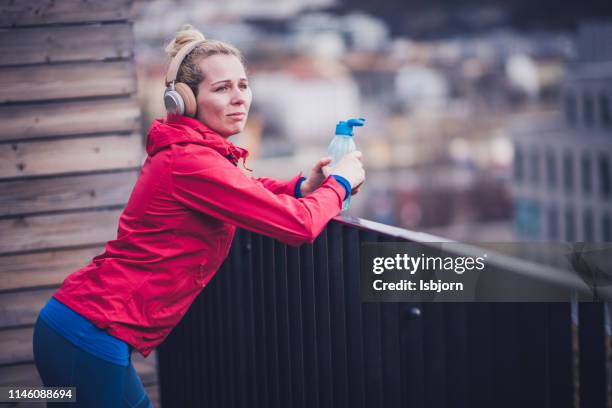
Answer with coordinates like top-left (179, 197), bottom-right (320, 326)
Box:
top-left (335, 117), bottom-right (366, 136)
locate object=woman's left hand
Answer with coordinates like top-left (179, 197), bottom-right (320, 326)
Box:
top-left (300, 156), bottom-right (332, 196)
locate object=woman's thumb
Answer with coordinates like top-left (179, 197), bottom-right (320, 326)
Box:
top-left (318, 157), bottom-right (332, 167)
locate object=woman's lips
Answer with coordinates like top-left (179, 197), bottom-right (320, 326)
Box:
top-left (227, 112), bottom-right (245, 118)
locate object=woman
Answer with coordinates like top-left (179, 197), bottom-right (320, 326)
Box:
top-left (33, 25), bottom-right (365, 407)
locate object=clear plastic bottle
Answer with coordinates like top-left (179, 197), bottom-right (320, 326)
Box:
top-left (327, 118), bottom-right (366, 211)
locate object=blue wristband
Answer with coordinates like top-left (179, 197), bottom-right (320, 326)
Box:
top-left (294, 176), bottom-right (307, 198)
top-left (331, 175), bottom-right (351, 200)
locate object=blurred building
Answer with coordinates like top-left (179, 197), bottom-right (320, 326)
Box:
top-left (512, 21), bottom-right (612, 241)
top-left (250, 57), bottom-right (360, 150)
top-left (132, 1), bottom-right (572, 238)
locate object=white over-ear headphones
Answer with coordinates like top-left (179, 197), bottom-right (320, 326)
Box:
top-left (164, 40), bottom-right (206, 117)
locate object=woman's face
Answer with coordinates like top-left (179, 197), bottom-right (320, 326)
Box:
top-left (195, 54), bottom-right (252, 138)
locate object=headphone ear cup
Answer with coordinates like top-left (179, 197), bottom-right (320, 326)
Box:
top-left (164, 89), bottom-right (184, 116)
top-left (175, 83), bottom-right (197, 117)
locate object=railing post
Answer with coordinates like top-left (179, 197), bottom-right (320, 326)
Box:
top-left (578, 302), bottom-right (607, 408)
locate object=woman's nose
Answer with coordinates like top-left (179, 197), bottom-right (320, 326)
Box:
top-left (231, 88), bottom-right (246, 105)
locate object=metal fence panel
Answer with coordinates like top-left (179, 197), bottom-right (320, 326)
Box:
top-left (158, 221), bottom-right (607, 408)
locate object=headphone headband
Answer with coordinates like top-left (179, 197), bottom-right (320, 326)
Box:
top-left (165, 39), bottom-right (207, 86)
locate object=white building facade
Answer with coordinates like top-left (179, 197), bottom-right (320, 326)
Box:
top-left (512, 22), bottom-right (612, 242)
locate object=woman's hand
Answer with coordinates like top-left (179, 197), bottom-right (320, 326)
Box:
top-left (300, 156), bottom-right (333, 196)
top-left (329, 151), bottom-right (365, 195)
top-left (301, 152), bottom-right (365, 196)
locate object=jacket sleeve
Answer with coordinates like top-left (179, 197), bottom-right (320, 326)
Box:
top-left (253, 175), bottom-right (302, 196)
top-left (171, 147), bottom-right (345, 247)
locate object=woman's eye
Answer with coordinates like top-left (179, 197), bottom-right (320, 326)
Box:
top-left (239, 83), bottom-right (249, 90)
top-left (215, 86), bottom-right (228, 92)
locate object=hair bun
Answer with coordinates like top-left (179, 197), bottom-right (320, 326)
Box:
top-left (165, 24), bottom-right (206, 59)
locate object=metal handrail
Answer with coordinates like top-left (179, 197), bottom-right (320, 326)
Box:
top-left (335, 214), bottom-right (602, 295)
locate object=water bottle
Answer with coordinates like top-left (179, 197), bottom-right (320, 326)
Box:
top-left (327, 117), bottom-right (365, 211)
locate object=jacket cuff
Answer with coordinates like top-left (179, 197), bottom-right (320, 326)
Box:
top-left (294, 177), bottom-right (307, 198)
top-left (287, 173), bottom-right (304, 196)
top-left (323, 176), bottom-right (349, 204)
top-left (331, 175), bottom-right (351, 200)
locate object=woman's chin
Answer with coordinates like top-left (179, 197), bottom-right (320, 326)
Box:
top-left (220, 128), bottom-right (243, 139)
top-left (227, 124), bottom-right (246, 136)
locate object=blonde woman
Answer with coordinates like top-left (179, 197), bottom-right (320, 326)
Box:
top-left (33, 25), bottom-right (365, 407)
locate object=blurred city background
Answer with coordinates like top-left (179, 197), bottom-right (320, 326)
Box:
top-left (132, 0), bottom-right (612, 243)
top-left (1, 1), bottom-right (611, 405)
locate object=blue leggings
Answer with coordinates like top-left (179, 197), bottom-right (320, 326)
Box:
top-left (33, 317), bottom-right (152, 408)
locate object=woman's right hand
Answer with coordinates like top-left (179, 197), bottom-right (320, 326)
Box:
top-left (324, 150), bottom-right (365, 190)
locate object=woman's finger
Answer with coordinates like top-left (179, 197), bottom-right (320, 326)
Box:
top-left (351, 179), bottom-right (363, 191)
top-left (315, 157), bottom-right (332, 170)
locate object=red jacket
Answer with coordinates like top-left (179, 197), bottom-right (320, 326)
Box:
top-left (54, 115), bottom-right (345, 357)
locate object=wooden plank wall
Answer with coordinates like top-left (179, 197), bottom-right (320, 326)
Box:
top-left (0, 0), bottom-right (159, 405)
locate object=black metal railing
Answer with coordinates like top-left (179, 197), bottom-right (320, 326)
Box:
top-left (157, 217), bottom-right (609, 408)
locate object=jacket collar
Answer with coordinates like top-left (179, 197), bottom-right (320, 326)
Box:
top-left (146, 115), bottom-right (249, 166)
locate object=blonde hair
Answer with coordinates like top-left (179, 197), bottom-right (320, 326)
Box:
top-left (165, 24), bottom-right (245, 96)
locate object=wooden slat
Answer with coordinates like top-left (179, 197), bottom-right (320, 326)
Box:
top-left (0, 0), bottom-right (132, 27)
top-left (0, 289), bottom-right (55, 328)
top-left (0, 325), bottom-right (157, 381)
top-left (0, 209), bottom-right (121, 254)
top-left (133, 352), bottom-right (157, 385)
top-left (0, 398), bottom-right (51, 408)
top-left (0, 327), bottom-right (33, 365)
top-left (0, 363), bottom-right (42, 386)
top-left (0, 401), bottom-right (46, 407)
top-left (0, 171), bottom-right (137, 217)
top-left (0, 351), bottom-right (156, 385)
top-left (0, 134), bottom-right (142, 179)
top-left (145, 384), bottom-right (160, 408)
top-left (0, 23), bottom-right (133, 67)
top-left (0, 247), bottom-right (102, 292)
top-left (0, 98), bottom-right (140, 142)
top-left (0, 61), bottom-right (136, 103)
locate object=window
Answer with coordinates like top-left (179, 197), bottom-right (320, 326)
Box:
top-left (514, 144), bottom-right (524, 183)
top-left (548, 205), bottom-right (559, 240)
top-left (600, 92), bottom-right (610, 129)
top-left (530, 149), bottom-right (540, 185)
top-left (565, 92), bottom-right (577, 126)
top-left (581, 154), bottom-right (592, 195)
top-left (599, 155), bottom-right (611, 198)
top-left (584, 92), bottom-right (594, 127)
top-left (583, 209), bottom-right (594, 242)
top-left (603, 213), bottom-right (611, 242)
top-left (546, 150), bottom-right (557, 189)
top-left (565, 207), bottom-right (575, 241)
top-left (514, 199), bottom-right (541, 239)
top-left (563, 153), bottom-right (574, 193)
